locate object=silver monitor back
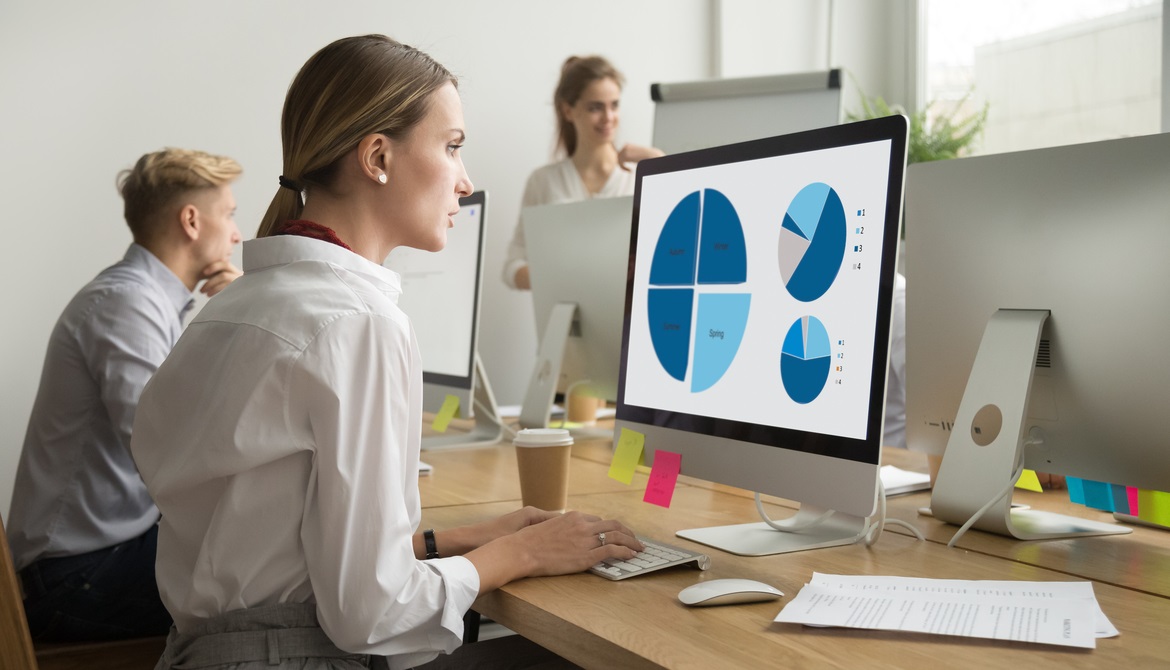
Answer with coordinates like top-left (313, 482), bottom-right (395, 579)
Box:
top-left (905, 134), bottom-right (1170, 492)
top-left (524, 196), bottom-right (633, 403)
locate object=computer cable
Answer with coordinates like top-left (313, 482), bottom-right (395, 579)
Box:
top-left (943, 433), bottom-right (1044, 548)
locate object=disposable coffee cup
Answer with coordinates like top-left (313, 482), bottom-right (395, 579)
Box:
top-left (514, 428), bottom-right (573, 512)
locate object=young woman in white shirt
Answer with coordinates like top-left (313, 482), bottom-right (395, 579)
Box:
top-left (502, 55), bottom-right (663, 291)
top-left (132, 34), bottom-right (642, 669)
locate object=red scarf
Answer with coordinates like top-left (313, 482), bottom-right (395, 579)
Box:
top-left (274, 220), bottom-right (353, 252)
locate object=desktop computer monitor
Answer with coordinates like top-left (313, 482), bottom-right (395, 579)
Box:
top-left (518, 196), bottom-right (632, 429)
top-left (904, 133), bottom-right (1170, 539)
top-left (384, 190), bottom-right (501, 449)
top-left (615, 115), bottom-right (909, 556)
top-left (651, 70), bottom-right (842, 155)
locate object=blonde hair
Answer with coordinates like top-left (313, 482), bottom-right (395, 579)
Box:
top-left (117, 148), bottom-right (242, 244)
top-left (258, 34), bottom-right (457, 237)
top-left (554, 55), bottom-right (625, 157)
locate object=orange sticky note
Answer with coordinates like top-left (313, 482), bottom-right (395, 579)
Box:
top-left (1015, 469), bottom-right (1043, 493)
top-left (431, 394), bottom-right (460, 433)
top-left (643, 450), bottom-right (681, 508)
top-left (608, 428), bottom-right (645, 484)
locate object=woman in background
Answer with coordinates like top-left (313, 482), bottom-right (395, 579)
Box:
top-left (132, 34), bottom-right (640, 669)
top-left (503, 55), bottom-right (662, 424)
top-left (502, 55), bottom-right (663, 290)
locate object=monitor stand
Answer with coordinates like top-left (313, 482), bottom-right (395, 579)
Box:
top-left (677, 505), bottom-right (870, 557)
top-left (422, 353), bottom-right (504, 450)
top-left (520, 302), bottom-right (577, 430)
top-left (930, 309), bottom-right (1129, 540)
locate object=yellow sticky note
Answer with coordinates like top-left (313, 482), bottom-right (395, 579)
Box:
top-left (431, 395), bottom-right (460, 433)
top-left (1136, 489), bottom-right (1170, 528)
top-left (608, 428), bottom-right (645, 485)
top-left (1015, 469), bottom-right (1043, 493)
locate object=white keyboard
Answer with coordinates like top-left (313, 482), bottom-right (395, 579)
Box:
top-left (589, 537), bottom-right (711, 581)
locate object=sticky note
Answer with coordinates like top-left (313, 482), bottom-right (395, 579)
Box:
top-left (1081, 479), bottom-right (1114, 512)
top-left (1066, 476), bottom-right (1085, 505)
top-left (644, 450), bottom-right (682, 508)
top-left (608, 428), bottom-right (645, 484)
top-left (1015, 469), bottom-right (1043, 492)
top-left (1136, 489), bottom-right (1170, 528)
top-left (430, 394), bottom-right (460, 433)
top-left (1110, 484), bottom-right (1131, 515)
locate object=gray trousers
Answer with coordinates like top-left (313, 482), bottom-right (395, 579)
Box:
top-left (154, 603), bottom-right (578, 670)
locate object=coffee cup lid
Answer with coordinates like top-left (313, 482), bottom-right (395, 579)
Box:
top-left (513, 428), bottom-right (574, 447)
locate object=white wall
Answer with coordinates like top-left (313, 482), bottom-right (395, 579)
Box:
top-left (716, 0), bottom-right (916, 114)
top-left (0, 0), bottom-right (712, 518)
top-left (0, 0), bottom-right (915, 519)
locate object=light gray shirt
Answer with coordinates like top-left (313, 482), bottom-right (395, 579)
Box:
top-left (7, 243), bottom-right (194, 569)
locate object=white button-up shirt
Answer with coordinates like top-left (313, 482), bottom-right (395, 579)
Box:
top-left (132, 235), bottom-right (478, 668)
top-left (501, 157), bottom-right (636, 288)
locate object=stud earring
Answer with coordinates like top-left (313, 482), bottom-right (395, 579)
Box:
top-left (378, 174), bottom-right (387, 184)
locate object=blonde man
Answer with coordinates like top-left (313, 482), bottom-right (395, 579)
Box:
top-left (7, 148), bottom-right (243, 643)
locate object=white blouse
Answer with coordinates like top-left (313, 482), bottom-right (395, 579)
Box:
top-left (501, 158), bottom-right (636, 288)
top-left (132, 235), bottom-right (478, 669)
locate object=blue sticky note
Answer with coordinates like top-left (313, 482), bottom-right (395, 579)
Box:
top-left (1081, 479), bottom-right (1114, 512)
top-left (1110, 484), bottom-right (1131, 515)
top-left (1066, 476), bottom-right (1085, 505)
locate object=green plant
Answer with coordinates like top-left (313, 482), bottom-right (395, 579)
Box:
top-left (847, 93), bottom-right (989, 164)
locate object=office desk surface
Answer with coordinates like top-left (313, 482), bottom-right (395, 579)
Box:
top-left (418, 440), bottom-right (651, 508)
top-left (422, 486), bottom-right (1170, 669)
top-left (566, 433), bottom-right (1170, 600)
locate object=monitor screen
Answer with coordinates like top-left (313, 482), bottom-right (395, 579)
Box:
top-left (905, 134), bottom-right (1170, 530)
top-left (523, 196), bottom-right (632, 405)
top-left (385, 191), bottom-right (486, 416)
top-left (616, 116), bottom-right (908, 555)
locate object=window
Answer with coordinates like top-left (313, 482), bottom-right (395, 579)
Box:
top-left (923, 0), bottom-right (1161, 155)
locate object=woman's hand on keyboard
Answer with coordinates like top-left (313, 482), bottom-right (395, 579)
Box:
top-left (466, 510), bottom-right (644, 590)
top-left (515, 510), bottom-right (645, 577)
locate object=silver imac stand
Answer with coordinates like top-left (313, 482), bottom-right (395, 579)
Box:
top-left (422, 353), bottom-right (504, 450)
top-left (519, 302), bottom-right (577, 430)
top-left (677, 506), bottom-right (871, 557)
top-left (930, 309), bottom-right (1129, 539)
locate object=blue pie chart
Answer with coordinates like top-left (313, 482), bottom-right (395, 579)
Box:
top-left (646, 189), bottom-right (750, 392)
top-left (780, 316), bottom-right (832, 404)
top-left (778, 183), bottom-right (846, 302)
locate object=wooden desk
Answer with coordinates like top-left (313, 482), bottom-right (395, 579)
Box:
top-left (418, 438), bottom-right (653, 508)
top-left (418, 428), bottom-right (1170, 669)
top-left (881, 482), bottom-right (1170, 601)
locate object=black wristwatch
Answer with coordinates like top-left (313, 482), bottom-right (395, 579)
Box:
top-left (424, 529), bottom-right (439, 559)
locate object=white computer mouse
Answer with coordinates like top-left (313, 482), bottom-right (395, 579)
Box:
top-left (677, 578), bottom-right (783, 607)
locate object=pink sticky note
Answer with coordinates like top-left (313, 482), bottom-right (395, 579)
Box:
top-left (643, 450), bottom-right (681, 508)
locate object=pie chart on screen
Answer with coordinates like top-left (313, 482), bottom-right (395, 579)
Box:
top-left (646, 188), bottom-right (750, 392)
top-left (780, 315), bottom-right (832, 404)
top-left (778, 182), bottom-right (847, 302)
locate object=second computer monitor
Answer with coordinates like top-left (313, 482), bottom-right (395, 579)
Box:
top-left (385, 190), bottom-right (501, 448)
top-left (905, 133), bottom-right (1170, 537)
top-left (523, 196), bottom-right (633, 406)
